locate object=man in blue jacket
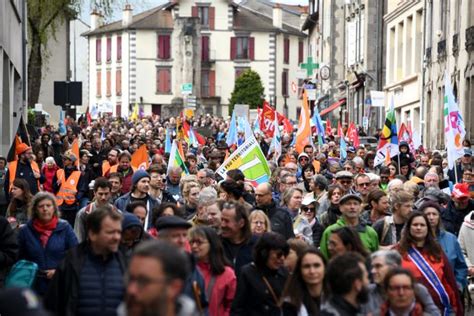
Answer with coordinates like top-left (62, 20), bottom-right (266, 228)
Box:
top-left (115, 170), bottom-right (159, 230)
top-left (45, 207), bottom-right (126, 316)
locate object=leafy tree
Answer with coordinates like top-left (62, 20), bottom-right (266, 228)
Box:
top-left (27, 0), bottom-right (116, 108)
top-left (229, 69), bottom-right (265, 113)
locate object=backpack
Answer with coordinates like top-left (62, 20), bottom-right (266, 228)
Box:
top-left (5, 260), bottom-right (38, 288)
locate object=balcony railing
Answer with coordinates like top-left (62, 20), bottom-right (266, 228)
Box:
top-left (466, 26), bottom-right (474, 52)
top-left (437, 39), bottom-right (446, 58)
top-left (452, 33), bottom-right (459, 56)
top-left (202, 49), bottom-right (216, 66)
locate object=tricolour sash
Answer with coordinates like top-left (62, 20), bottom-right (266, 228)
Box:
top-left (408, 246), bottom-right (451, 316)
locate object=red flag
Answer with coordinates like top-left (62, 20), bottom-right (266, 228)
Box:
top-left (276, 112), bottom-right (293, 134)
top-left (325, 119), bottom-right (333, 136)
top-left (347, 123), bottom-right (360, 147)
top-left (193, 130), bottom-right (206, 145)
top-left (260, 101), bottom-right (277, 138)
top-left (86, 107), bottom-right (92, 126)
top-left (337, 121), bottom-right (344, 138)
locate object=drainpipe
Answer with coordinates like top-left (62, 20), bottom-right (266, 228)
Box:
top-left (420, 0), bottom-right (428, 147)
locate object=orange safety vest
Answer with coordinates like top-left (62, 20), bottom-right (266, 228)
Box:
top-left (56, 169), bottom-right (81, 206)
top-left (8, 160), bottom-right (41, 192)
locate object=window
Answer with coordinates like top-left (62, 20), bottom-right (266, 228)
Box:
top-left (116, 69), bottom-right (122, 96)
top-left (284, 38), bottom-right (290, 64)
top-left (298, 40), bottom-right (304, 64)
top-left (117, 36), bottom-right (122, 62)
top-left (157, 35), bottom-right (171, 60)
top-left (96, 38), bottom-right (102, 63)
top-left (156, 68), bottom-right (171, 94)
top-left (96, 71), bottom-right (101, 97)
top-left (192, 6), bottom-right (215, 30)
top-left (116, 103), bottom-right (121, 117)
top-left (230, 37), bottom-right (255, 60)
top-left (202, 70), bottom-right (210, 97)
top-left (282, 70), bottom-right (288, 96)
top-left (106, 70), bottom-right (111, 96)
top-left (106, 37), bottom-right (112, 62)
top-left (202, 36), bottom-right (210, 62)
top-left (440, 0), bottom-right (447, 38)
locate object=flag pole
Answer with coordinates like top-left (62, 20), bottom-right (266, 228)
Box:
top-left (397, 154), bottom-right (401, 175)
top-left (453, 162), bottom-right (459, 184)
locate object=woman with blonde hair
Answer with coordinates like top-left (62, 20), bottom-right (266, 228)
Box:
top-left (181, 181), bottom-right (201, 217)
top-left (249, 210), bottom-right (271, 236)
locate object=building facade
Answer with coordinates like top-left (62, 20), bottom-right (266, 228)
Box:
top-left (384, 1), bottom-right (424, 136)
top-left (0, 0), bottom-right (27, 155)
top-left (84, 0), bottom-right (307, 119)
top-left (422, 0), bottom-right (474, 148)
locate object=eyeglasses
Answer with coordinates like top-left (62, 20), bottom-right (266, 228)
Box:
top-left (284, 181), bottom-right (297, 186)
top-left (339, 180), bottom-right (352, 185)
top-left (223, 202), bottom-right (237, 209)
top-left (301, 207), bottom-right (316, 213)
top-left (124, 274), bottom-right (167, 289)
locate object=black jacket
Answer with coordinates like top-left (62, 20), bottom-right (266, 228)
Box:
top-left (44, 242), bottom-right (126, 316)
top-left (257, 201), bottom-right (295, 239)
top-left (442, 199), bottom-right (474, 236)
top-left (231, 263), bottom-right (288, 316)
top-left (0, 216), bottom-right (19, 286)
top-left (221, 235), bottom-right (258, 278)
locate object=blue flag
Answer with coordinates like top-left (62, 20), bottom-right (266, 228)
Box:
top-left (165, 129), bottom-right (172, 154)
top-left (58, 111), bottom-right (66, 135)
top-left (226, 111), bottom-right (238, 147)
top-left (312, 107), bottom-right (325, 145)
top-left (340, 137), bottom-right (347, 160)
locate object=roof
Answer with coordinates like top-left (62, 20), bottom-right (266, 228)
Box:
top-left (83, 3), bottom-right (173, 36)
top-left (234, 1), bottom-right (307, 36)
top-left (83, 1), bottom-right (306, 37)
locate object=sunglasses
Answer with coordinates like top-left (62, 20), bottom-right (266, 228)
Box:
top-left (301, 207), bottom-right (316, 213)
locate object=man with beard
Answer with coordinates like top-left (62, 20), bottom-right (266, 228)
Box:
top-left (106, 151), bottom-right (136, 194)
top-left (121, 240), bottom-right (196, 316)
top-left (4, 143), bottom-right (43, 199)
top-left (45, 207), bottom-right (125, 316)
top-left (115, 170), bottom-right (159, 230)
top-left (102, 148), bottom-right (120, 176)
top-left (321, 252), bottom-right (370, 316)
top-left (148, 165), bottom-right (176, 204)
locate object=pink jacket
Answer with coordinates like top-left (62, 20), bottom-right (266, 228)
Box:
top-left (197, 261), bottom-right (237, 316)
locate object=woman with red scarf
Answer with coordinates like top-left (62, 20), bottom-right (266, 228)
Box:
top-left (18, 192), bottom-right (78, 295)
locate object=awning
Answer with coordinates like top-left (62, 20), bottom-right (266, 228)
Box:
top-left (320, 99), bottom-right (346, 116)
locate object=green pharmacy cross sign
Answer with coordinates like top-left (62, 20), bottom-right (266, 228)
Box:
top-left (300, 57), bottom-right (319, 77)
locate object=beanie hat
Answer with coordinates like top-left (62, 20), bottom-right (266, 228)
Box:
top-left (16, 143), bottom-right (31, 156)
top-left (122, 213), bottom-right (143, 231)
top-left (132, 170), bottom-right (150, 186)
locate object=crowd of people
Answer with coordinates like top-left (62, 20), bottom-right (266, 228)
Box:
top-left (0, 113), bottom-right (472, 316)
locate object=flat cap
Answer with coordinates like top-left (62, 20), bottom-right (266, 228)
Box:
top-left (155, 215), bottom-right (192, 231)
top-left (339, 193), bottom-right (362, 205)
top-left (335, 170), bottom-right (354, 179)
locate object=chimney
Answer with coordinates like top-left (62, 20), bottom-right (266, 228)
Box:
top-left (300, 7), bottom-right (308, 29)
top-left (90, 10), bottom-right (103, 31)
top-left (273, 3), bottom-right (283, 29)
top-left (122, 4), bottom-right (133, 27)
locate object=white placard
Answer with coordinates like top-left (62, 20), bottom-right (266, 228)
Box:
top-left (370, 90), bottom-right (385, 107)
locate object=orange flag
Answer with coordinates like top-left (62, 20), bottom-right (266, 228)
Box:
top-left (295, 91), bottom-right (311, 153)
top-left (131, 145), bottom-right (149, 170)
top-left (71, 139), bottom-right (80, 168)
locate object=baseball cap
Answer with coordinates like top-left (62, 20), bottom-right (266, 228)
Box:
top-left (452, 183), bottom-right (469, 199)
top-left (464, 148), bottom-right (472, 157)
top-left (62, 150), bottom-right (77, 162)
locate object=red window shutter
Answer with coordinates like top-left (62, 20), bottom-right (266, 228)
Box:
top-left (106, 70), bottom-right (111, 96)
top-left (209, 70), bottom-right (216, 97)
top-left (202, 36), bottom-right (209, 61)
top-left (106, 37), bottom-right (112, 62)
top-left (249, 37), bottom-right (255, 60)
top-left (117, 36), bottom-right (122, 61)
top-left (230, 37), bottom-right (236, 60)
top-left (156, 69), bottom-right (159, 92)
top-left (96, 38), bottom-right (101, 63)
top-left (116, 103), bottom-right (121, 117)
top-left (298, 40), bottom-right (303, 64)
top-left (96, 71), bottom-right (101, 96)
top-left (284, 38), bottom-right (290, 64)
top-left (282, 71), bottom-right (288, 96)
top-left (192, 6), bottom-right (198, 17)
top-left (116, 69), bottom-right (121, 96)
top-left (165, 35), bottom-right (171, 59)
top-left (209, 7), bottom-right (215, 30)
top-left (164, 69), bottom-right (171, 92)
top-left (158, 36), bottom-right (164, 59)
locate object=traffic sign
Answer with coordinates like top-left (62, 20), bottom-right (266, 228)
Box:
top-left (186, 95), bottom-right (197, 108)
top-left (181, 83), bottom-right (193, 95)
